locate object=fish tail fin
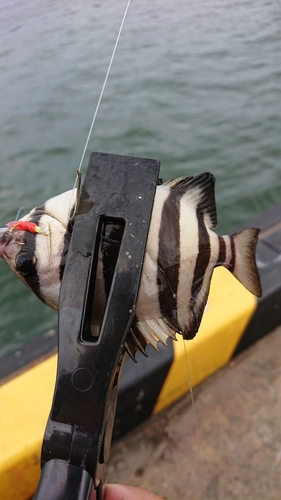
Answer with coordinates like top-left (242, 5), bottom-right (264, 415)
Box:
top-left (226, 228), bottom-right (262, 298)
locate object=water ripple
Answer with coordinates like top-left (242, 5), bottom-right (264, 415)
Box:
top-left (0, 0), bottom-right (280, 354)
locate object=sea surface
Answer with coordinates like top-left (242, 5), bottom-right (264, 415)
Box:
top-left (0, 0), bottom-right (280, 357)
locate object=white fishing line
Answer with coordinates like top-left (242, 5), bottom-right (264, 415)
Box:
top-left (74, 0), bottom-right (132, 190)
top-left (183, 338), bottom-right (207, 499)
top-left (15, 207), bottom-right (24, 221)
top-left (69, 2), bottom-right (207, 493)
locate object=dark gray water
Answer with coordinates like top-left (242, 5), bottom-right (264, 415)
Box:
top-left (0, 0), bottom-right (280, 356)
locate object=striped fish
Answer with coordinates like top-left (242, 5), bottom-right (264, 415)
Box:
top-left (0, 173), bottom-right (262, 356)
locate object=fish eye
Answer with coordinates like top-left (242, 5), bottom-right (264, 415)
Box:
top-left (15, 251), bottom-right (37, 276)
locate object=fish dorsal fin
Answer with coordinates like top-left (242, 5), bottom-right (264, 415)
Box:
top-left (164, 172), bottom-right (217, 228)
top-left (163, 176), bottom-right (193, 189)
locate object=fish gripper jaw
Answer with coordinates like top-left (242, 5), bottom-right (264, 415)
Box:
top-left (33, 152), bottom-right (160, 500)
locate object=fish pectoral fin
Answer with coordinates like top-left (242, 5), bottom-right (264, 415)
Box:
top-left (164, 172), bottom-right (217, 228)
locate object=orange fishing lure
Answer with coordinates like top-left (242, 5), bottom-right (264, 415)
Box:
top-left (6, 221), bottom-right (47, 235)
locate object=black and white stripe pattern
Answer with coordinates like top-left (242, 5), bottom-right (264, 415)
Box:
top-left (157, 190), bottom-right (181, 332)
top-left (1, 174), bottom-right (261, 354)
top-left (134, 186), bottom-right (173, 347)
top-left (15, 228), bottom-right (42, 300)
top-left (217, 234), bottom-right (236, 272)
top-left (17, 195), bottom-right (72, 310)
top-left (136, 173), bottom-right (219, 342)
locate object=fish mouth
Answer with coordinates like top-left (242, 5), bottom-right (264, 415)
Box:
top-left (0, 228), bottom-right (13, 259)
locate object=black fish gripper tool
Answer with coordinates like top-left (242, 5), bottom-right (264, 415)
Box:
top-left (33, 152), bottom-right (160, 500)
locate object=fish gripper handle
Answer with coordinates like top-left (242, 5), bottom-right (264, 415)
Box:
top-left (33, 152), bottom-right (160, 500)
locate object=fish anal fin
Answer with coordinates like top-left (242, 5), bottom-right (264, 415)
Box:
top-left (178, 281), bottom-right (211, 340)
